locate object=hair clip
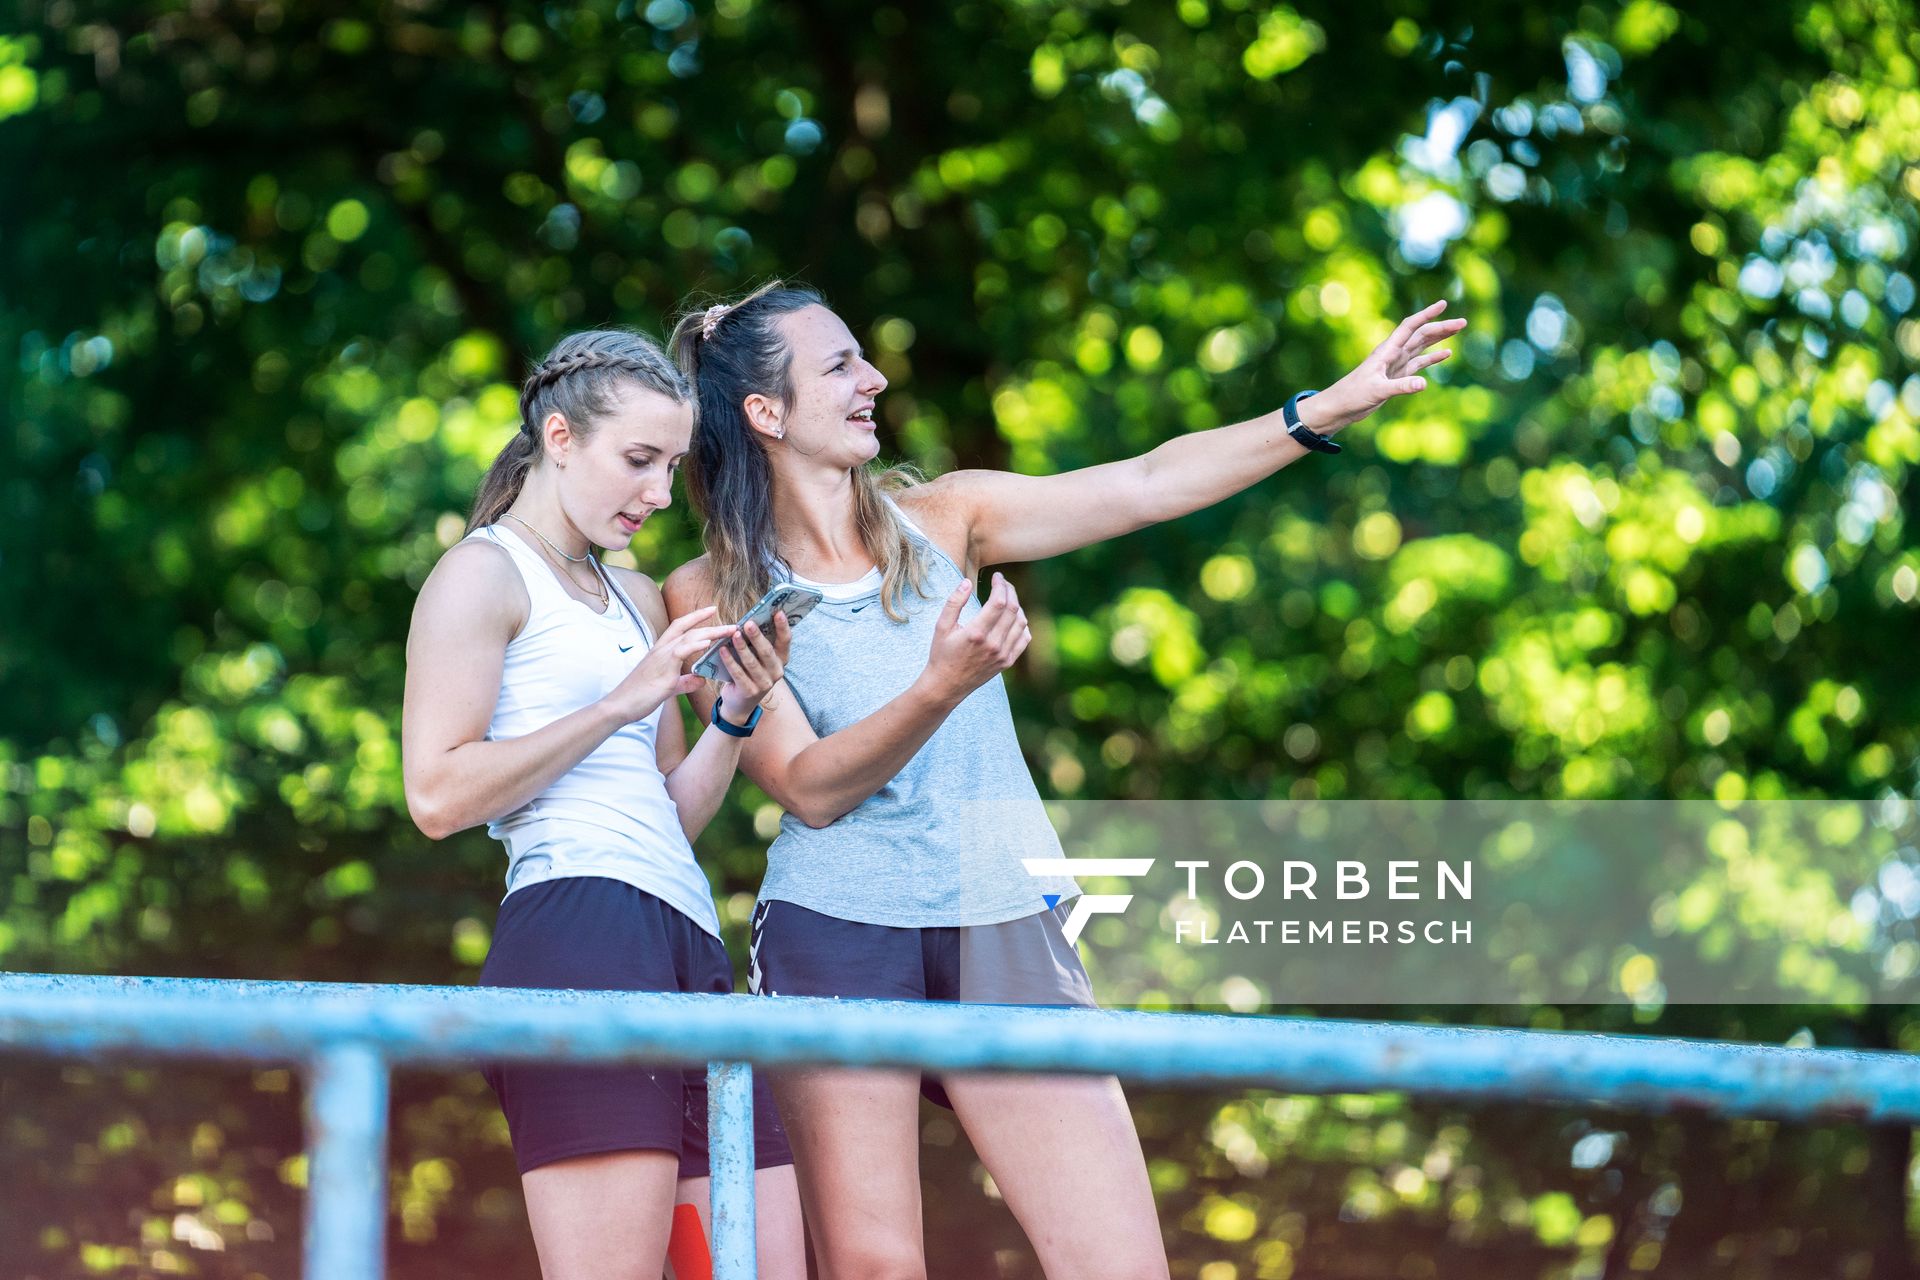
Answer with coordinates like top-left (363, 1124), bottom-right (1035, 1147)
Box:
top-left (701, 304), bottom-right (730, 340)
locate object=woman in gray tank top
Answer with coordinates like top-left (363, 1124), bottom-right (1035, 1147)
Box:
top-left (663, 283), bottom-right (1462, 1276)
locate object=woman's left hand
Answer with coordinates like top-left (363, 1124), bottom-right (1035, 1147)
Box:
top-left (1307, 300), bottom-right (1467, 434)
top-left (713, 612), bottom-right (793, 725)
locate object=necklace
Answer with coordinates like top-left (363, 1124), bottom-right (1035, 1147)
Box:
top-left (504, 511), bottom-right (609, 609)
top-left (504, 510), bottom-right (592, 562)
top-left (574, 558), bottom-right (611, 610)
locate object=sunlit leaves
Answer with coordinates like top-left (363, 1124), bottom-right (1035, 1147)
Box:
top-left (1614, 0), bottom-right (1683, 54)
top-left (1240, 8), bottom-right (1324, 80)
top-left (7, 0), bottom-right (1920, 1273)
top-left (0, 35), bottom-right (38, 119)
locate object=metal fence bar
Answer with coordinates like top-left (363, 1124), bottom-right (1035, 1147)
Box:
top-left (707, 1061), bottom-right (757, 1280)
top-left (303, 1042), bottom-right (389, 1280)
top-left (3, 973), bottom-right (1917, 1125)
top-left (8, 971), bottom-right (1920, 1280)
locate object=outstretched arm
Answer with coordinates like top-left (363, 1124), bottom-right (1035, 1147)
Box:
top-left (930, 300), bottom-right (1464, 570)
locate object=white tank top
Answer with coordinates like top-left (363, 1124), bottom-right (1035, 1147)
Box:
top-left (465, 524), bottom-right (720, 937)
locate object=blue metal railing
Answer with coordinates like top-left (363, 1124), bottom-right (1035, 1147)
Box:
top-left (4, 972), bottom-right (1919, 1278)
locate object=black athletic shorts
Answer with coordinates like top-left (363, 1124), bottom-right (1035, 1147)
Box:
top-left (748, 897), bottom-right (1096, 1109)
top-left (478, 875), bottom-right (793, 1177)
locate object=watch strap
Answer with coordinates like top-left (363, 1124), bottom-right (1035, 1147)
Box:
top-left (1283, 389), bottom-right (1342, 455)
top-left (711, 698), bottom-right (763, 738)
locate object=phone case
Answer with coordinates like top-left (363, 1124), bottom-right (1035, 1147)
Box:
top-left (692, 584), bottom-right (823, 682)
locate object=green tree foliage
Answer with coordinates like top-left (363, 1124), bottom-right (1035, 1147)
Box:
top-left (4, 0), bottom-right (1919, 1274)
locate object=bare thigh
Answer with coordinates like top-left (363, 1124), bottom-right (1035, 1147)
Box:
top-left (772, 1067), bottom-right (928, 1280)
top-left (944, 1073), bottom-right (1168, 1280)
top-left (672, 1164), bottom-right (807, 1280)
top-left (519, 1149), bottom-right (680, 1280)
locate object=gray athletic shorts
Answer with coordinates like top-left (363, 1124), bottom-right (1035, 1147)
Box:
top-left (748, 898), bottom-right (1096, 1108)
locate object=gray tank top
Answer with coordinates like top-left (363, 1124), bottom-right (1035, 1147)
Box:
top-left (760, 501), bottom-right (1080, 926)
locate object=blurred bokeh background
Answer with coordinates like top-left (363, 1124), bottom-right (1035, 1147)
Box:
top-left (5, 0), bottom-right (1920, 1274)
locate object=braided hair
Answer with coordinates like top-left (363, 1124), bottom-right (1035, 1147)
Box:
top-left (467, 329), bottom-right (691, 533)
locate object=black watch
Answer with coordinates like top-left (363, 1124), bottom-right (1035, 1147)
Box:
top-left (1283, 389), bottom-right (1341, 455)
top-left (711, 697), bottom-right (763, 738)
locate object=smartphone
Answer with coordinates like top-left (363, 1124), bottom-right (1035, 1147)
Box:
top-left (692, 581), bottom-right (825, 682)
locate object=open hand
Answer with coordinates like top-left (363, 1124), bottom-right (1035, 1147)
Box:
top-left (921, 572), bottom-right (1030, 706)
top-left (1310, 300), bottom-right (1466, 433)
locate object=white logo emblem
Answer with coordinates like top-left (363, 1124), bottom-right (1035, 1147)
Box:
top-left (1022, 858), bottom-right (1155, 944)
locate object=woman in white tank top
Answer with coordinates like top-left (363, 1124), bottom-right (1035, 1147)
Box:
top-left (400, 329), bottom-right (806, 1279)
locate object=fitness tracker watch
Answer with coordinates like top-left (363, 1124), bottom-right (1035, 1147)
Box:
top-left (1283, 389), bottom-right (1341, 455)
top-left (711, 698), bottom-right (763, 738)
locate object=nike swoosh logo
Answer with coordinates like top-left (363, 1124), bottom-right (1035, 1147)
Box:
top-left (619, 644), bottom-right (634, 653)
top-left (850, 603), bottom-right (871, 613)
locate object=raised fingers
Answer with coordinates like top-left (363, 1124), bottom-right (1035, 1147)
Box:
top-left (988, 582), bottom-right (1027, 656)
top-left (731, 622), bottom-right (776, 683)
top-left (980, 571), bottom-right (1009, 615)
top-left (971, 572), bottom-right (1013, 630)
top-left (1409, 316), bottom-right (1468, 351)
top-left (716, 643), bottom-right (751, 687)
top-left (935, 579), bottom-right (972, 633)
top-left (659, 605), bottom-right (719, 640)
top-left (674, 624), bottom-right (738, 661)
top-left (1000, 589), bottom-right (1033, 663)
top-left (744, 618), bottom-right (785, 667)
top-left (1388, 299), bottom-right (1448, 348)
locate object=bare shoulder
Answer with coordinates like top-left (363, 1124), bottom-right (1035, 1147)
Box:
top-left (895, 470), bottom-right (981, 514)
top-left (661, 554), bottom-right (717, 616)
top-left (411, 536), bottom-right (528, 642)
top-left (898, 470), bottom-right (999, 522)
top-left (607, 563), bottom-right (670, 635)
top-left (892, 473), bottom-right (984, 570)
